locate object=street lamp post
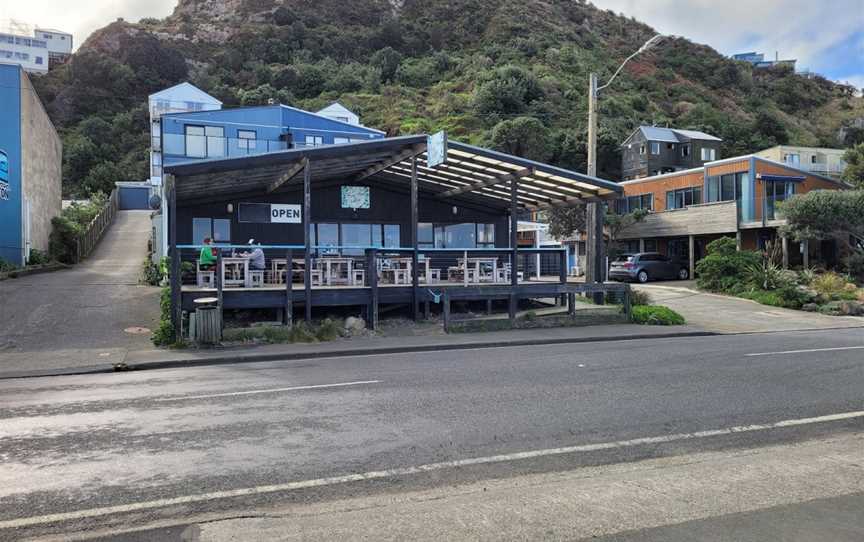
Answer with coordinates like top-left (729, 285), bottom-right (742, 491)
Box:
top-left (585, 35), bottom-right (663, 289)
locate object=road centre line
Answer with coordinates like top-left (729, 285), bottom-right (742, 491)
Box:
top-left (746, 346), bottom-right (864, 357)
top-left (2, 409), bottom-right (863, 531)
top-left (156, 380), bottom-right (382, 401)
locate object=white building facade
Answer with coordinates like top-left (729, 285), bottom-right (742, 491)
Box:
top-left (0, 25), bottom-right (72, 75)
top-left (149, 83), bottom-right (222, 261)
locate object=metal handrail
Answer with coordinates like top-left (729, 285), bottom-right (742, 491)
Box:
top-left (74, 189), bottom-right (119, 263)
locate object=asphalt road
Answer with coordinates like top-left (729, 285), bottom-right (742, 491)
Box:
top-left (1, 328), bottom-right (863, 540)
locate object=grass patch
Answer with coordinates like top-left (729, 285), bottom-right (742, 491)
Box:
top-left (222, 319), bottom-right (343, 345)
top-left (630, 305), bottom-right (685, 326)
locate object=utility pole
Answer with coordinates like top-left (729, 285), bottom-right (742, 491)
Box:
top-left (584, 35), bottom-right (662, 292)
top-left (585, 73), bottom-right (603, 289)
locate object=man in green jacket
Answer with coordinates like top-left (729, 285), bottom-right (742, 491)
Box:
top-left (199, 237), bottom-right (217, 269)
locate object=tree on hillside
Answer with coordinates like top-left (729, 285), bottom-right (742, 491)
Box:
top-left (486, 117), bottom-right (551, 162)
top-left (841, 143), bottom-right (864, 188)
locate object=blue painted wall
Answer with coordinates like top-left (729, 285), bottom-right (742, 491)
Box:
top-left (0, 64), bottom-right (22, 266)
top-left (161, 104), bottom-right (384, 166)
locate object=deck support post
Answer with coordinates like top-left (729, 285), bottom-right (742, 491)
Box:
top-left (688, 235), bottom-right (695, 280)
top-left (509, 178), bottom-right (519, 322)
top-left (424, 301), bottom-right (430, 320)
top-left (168, 176), bottom-right (181, 342)
top-left (781, 235), bottom-right (789, 269)
top-left (284, 249), bottom-right (293, 327)
top-left (736, 231), bottom-right (742, 251)
top-left (623, 284), bottom-right (632, 320)
top-left (366, 248), bottom-right (378, 330)
top-left (216, 250), bottom-right (223, 326)
top-left (411, 157), bottom-right (420, 321)
top-left (802, 239), bottom-right (810, 268)
top-left (303, 160), bottom-right (312, 325)
top-left (486, 299), bottom-right (493, 315)
top-left (567, 293), bottom-right (576, 317)
top-left (442, 290), bottom-right (451, 332)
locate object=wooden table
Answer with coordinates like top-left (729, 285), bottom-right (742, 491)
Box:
top-left (450, 257), bottom-right (498, 285)
top-left (379, 257), bottom-right (413, 285)
top-left (222, 257), bottom-right (250, 288)
top-left (317, 257), bottom-right (354, 286)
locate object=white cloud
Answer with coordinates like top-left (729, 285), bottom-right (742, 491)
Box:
top-left (591, 0), bottom-right (863, 76)
top-left (2, 0), bottom-right (177, 50)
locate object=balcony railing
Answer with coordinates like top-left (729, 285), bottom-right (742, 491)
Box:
top-left (163, 133), bottom-right (289, 159)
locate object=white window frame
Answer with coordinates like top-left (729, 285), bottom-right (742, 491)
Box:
top-left (700, 148), bottom-right (715, 161)
top-left (237, 129), bottom-right (257, 151)
top-left (305, 135), bottom-right (324, 147)
top-left (650, 142), bottom-right (660, 155)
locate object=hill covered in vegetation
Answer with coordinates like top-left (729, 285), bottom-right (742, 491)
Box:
top-left (32, 0), bottom-right (864, 196)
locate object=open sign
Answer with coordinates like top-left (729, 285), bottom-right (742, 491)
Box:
top-left (270, 204), bottom-right (301, 223)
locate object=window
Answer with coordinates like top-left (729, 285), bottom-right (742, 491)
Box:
top-left (644, 239), bottom-right (658, 252)
top-left (334, 137), bottom-right (351, 145)
top-left (341, 223), bottom-right (372, 255)
top-left (383, 224), bottom-right (400, 247)
top-left (639, 144), bottom-right (646, 155)
top-left (621, 194), bottom-right (652, 214)
top-left (681, 144), bottom-right (691, 157)
top-left (335, 116), bottom-right (350, 122)
top-left (185, 125), bottom-right (225, 158)
top-left (811, 155), bottom-right (818, 164)
top-left (192, 218), bottom-right (231, 245)
top-left (237, 130), bottom-right (256, 151)
top-left (305, 135), bottom-right (324, 147)
top-left (35, 56), bottom-right (43, 65)
top-left (665, 187), bottom-right (702, 210)
top-left (706, 174), bottom-right (737, 202)
top-left (766, 181), bottom-right (795, 219)
top-left (417, 223), bottom-right (494, 248)
top-left (700, 148), bottom-right (716, 161)
top-left (650, 142), bottom-right (660, 155)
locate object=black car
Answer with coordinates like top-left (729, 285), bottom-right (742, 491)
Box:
top-left (609, 252), bottom-right (689, 283)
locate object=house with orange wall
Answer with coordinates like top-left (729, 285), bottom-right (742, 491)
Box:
top-left (613, 154), bottom-right (849, 279)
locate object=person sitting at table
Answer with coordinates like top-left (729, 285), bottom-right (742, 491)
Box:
top-left (240, 239), bottom-right (266, 270)
top-left (198, 237), bottom-right (217, 270)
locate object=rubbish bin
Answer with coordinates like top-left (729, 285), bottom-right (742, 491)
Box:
top-left (193, 297), bottom-right (221, 345)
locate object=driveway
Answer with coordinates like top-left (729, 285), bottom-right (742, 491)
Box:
top-left (0, 211), bottom-right (160, 375)
top-left (634, 281), bottom-right (864, 333)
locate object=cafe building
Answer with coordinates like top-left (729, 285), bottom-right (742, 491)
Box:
top-left (164, 135), bottom-right (623, 335)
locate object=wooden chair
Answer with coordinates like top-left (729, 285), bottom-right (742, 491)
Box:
top-left (352, 269), bottom-right (365, 286)
top-left (249, 270), bottom-right (265, 288)
top-left (310, 269), bottom-right (324, 286)
top-left (196, 263), bottom-right (215, 288)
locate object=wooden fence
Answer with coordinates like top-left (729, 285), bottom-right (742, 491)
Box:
top-left (75, 189), bottom-right (119, 263)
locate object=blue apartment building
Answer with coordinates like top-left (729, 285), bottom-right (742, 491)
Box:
top-left (159, 104), bottom-right (386, 168)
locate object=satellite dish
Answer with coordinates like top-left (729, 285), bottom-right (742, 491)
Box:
top-left (149, 194), bottom-right (162, 210)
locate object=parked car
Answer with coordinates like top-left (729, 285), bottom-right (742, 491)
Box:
top-left (608, 252), bottom-right (689, 283)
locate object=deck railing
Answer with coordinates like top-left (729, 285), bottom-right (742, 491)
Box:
top-left (75, 189), bottom-right (119, 263)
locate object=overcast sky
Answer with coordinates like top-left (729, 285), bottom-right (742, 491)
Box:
top-left (3, 0), bottom-right (862, 87)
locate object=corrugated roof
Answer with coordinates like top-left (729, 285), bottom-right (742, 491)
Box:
top-left (671, 129), bottom-right (722, 142)
top-left (164, 135), bottom-right (622, 211)
top-left (625, 126), bottom-right (722, 145)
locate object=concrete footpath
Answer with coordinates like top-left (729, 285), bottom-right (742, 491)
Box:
top-left (635, 282), bottom-right (864, 334)
top-left (83, 431), bottom-right (864, 541)
top-left (0, 211), bottom-right (160, 377)
top-left (0, 323), bottom-right (710, 378)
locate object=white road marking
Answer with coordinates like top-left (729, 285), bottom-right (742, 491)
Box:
top-left (156, 380), bottom-right (382, 401)
top-left (2, 409), bottom-right (863, 530)
top-left (746, 346), bottom-right (864, 357)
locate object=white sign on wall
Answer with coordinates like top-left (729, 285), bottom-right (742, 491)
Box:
top-left (270, 204), bottom-right (302, 223)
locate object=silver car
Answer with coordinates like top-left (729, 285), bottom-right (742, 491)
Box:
top-left (609, 252), bottom-right (690, 283)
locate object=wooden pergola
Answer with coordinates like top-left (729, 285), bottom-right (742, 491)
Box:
top-left (165, 135), bottom-right (622, 334)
